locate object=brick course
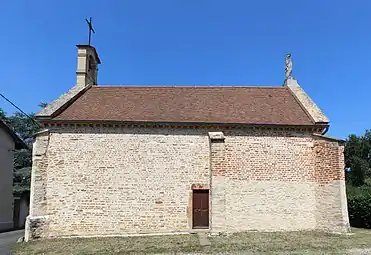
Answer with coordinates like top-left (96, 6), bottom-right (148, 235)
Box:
top-left (26, 126), bottom-right (349, 240)
top-left (314, 138), bottom-right (349, 232)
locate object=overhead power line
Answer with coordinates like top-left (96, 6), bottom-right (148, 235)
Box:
top-left (0, 93), bottom-right (41, 127)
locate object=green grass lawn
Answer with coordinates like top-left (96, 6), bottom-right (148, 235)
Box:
top-left (12, 228), bottom-right (371, 255)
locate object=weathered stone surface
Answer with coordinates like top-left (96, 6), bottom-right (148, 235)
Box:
top-left (286, 78), bottom-right (329, 123)
top-left (29, 132), bottom-right (50, 218)
top-left (25, 216), bottom-right (48, 241)
top-left (75, 46), bottom-right (100, 87)
top-left (314, 138), bottom-right (350, 232)
top-left (26, 126), bottom-right (349, 239)
top-left (35, 85), bottom-right (91, 117)
top-left (208, 132), bottom-right (225, 140)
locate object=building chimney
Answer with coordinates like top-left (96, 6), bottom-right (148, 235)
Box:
top-left (76, 45), bottom-right (101, 87)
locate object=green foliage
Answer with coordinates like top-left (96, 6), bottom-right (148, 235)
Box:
top-left (13, 167), bottom-right (31, 195)
top-left (1, 106), bottom-right (42, 196)
top-left (7, 112), bottom-right (40, 143)
top-left (345, 130), bottom-right (371, 186)
top-left (0, 107), bottom-right (6, 119)
top-left (14, 149), bottom-right (32, 169)
top-left (347, 157), bottom-right (369, 186)
top-left (13, 149), bottom-right (33, 196)
top-left (38, 102), bottom-right (48, 108)
top-left (345, 130), bottom-right (371, 228)
top-left (344, 130), bottom-right (371, 228)
top-left (11, 111), bottom-right (40, 196)
top-left (347, 183), bottom-right (371, 228)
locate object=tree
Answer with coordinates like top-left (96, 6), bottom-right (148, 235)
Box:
top-left (7, 110), bottom-right (41, 196)
top-left (38, 102), bottom-right (48, 109)
top-left (348, 157), bottom-right (369, 186)
top-left (8, 112), bottom-right (40, 143)
top-left (363, 130), bottom-right (371, 169)
top-left (0, 108), bottom-right (6, 119)
top-left (345, 130), bottom-right (371, 186)
top-left (345, 130), bottom-right (371, 228)
top-left (0, 103), bottom-right (46, 196)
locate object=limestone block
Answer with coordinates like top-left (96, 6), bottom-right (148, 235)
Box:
top-left (25, 216), bottom-right (48, 241)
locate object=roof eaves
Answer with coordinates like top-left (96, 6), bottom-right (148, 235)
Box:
top-left (0, 119), bottom-right (28, 150)
top-left (312, 133), bottom-right (345, 144)
top-left (93, 85), bottom-right (287, 89)
top-left (42, 119), bottom-right (323, 127)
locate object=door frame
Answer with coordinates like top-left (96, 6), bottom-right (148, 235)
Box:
top-left (192, 189), bottom-right (210, 229)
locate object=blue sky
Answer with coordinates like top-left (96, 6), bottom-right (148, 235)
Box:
top-left (0, 0), bottom-right (370, 139)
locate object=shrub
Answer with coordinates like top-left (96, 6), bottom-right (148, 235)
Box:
top-left (347, 184), bottom-right (371, 228)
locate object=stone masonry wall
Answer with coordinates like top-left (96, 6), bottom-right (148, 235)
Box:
top-left (314, 138), bottom-right (350, 232)
top-left (210, 129), bottom-right (349, 233)
top-left (25, 131), bottom-right (50, 241)
top-left (28, 126), bottom-right (349, 238)
top-left (43, 127), bottom-right (210, 237)
top-left (211, 129), bottom-right (318, 232)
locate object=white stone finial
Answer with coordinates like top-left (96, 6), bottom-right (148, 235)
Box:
top-left (285, 53), bottom-right (293, 80)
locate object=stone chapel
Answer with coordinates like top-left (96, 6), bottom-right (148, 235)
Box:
top-left (25, 44), bottom-right (350, 240)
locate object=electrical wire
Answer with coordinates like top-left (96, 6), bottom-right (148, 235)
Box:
top-left (0, 93), bottom-right (41, 127)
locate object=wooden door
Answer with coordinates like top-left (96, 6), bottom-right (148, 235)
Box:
top-left (192, 190), bottom-right (209, 228)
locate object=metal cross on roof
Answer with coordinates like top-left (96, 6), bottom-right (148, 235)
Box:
top-left (85, 17), bottom-right (95, 46)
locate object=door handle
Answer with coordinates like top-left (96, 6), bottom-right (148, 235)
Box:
top-left (194, 209), bottom-right (208, 212)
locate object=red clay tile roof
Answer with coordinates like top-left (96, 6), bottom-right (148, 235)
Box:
top-left (53, 86), bottom-right (314, 125)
